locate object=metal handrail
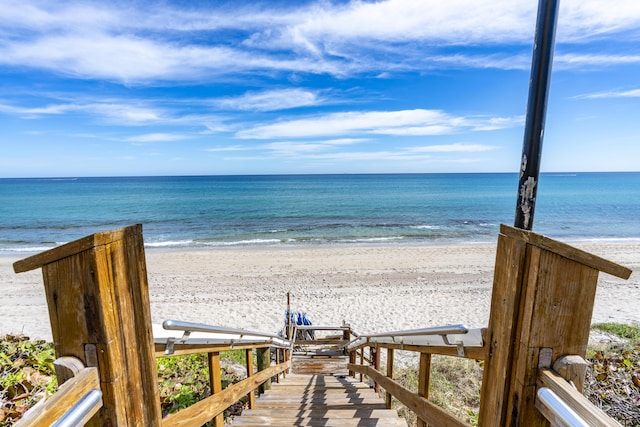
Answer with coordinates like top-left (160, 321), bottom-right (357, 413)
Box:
top-left (52, 389), bottom-right (103, 427)
top-left (162, 319), bottom-right (287, 341)
top-left (358, 324), bottom-right (469, 339)
top-left (345, 324), bottom-right (475, 351)
top-left (537, 387), bottom-right (590, 427)
top-left (293, 325), bottom-right (351, 331)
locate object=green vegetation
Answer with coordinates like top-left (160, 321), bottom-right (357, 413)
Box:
top-left (156, 350), bottom-right (248, 417)
top-left (0, 336), bottom-right (250, 426)
top-left (1, 324), bottom-right (638, 426)
top-left (392, 355), bottom-right (483, 426)
top-left (592, 322), bottom-right (640, 343)
top-left (390, 323), bottom-right (640, 427)
top-left (0, 335), bottom-right (57, 426)
top-left (585, 323), bottom-right (640, 425)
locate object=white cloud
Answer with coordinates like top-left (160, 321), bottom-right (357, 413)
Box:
top-left (1, 0), bottom-right (638, 83)
top-left (215, 89), bottom-right (324, 111)
top-left (408, 143), bottom-right (497, 153)
top-left (205, 145), bottom-right (252, 152)
top-left (555, 53), bottom-right (640, 69)
top-left (0, 102), bottom-right (74, 116)
top-left (236, 109), bottom-right (519, 139)
top-left (124, 133), bottom-right (190, 143)
top-left (577, 88), bottom-right (640, 99)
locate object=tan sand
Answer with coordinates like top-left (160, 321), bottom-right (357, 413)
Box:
top-left (1, 241), bottom-right (638, 342)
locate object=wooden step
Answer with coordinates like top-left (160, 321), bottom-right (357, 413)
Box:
top-left (227, 374), bottom-right (407, 426)
top-left (230, 416), bottom-right (408, 426)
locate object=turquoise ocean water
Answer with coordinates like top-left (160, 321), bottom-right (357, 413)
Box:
top-left (1, 173), bottom-right (638, 253)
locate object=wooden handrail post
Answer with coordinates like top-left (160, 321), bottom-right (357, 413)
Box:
top-left (256, 347), bottom-right (271, 394)
top-left (245, 349), bottom-right (255, 409)
top-left (283, 348), bottom-right (289, 376)
top-left (417, 352), bottom-right (432, 427)
top-left (208, 352), bottom-right (224, 427)
top-left (275, 349), bottom-right (281, 383)
top-left (478, 224), bottom-right (631, 426)
top-left (385, 348), bottom-right (394, 409)
top-left (13, 225), bottom-right (162, 426)
top-left (371, 345), bottom-right (381, 393)
top-left (359, 348), bottom-right (364, 382)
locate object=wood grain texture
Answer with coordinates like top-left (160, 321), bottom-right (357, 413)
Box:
top-left (14, 225), bottom-right (162, 426)
top-left (537, 369), bottom-right (621, 426)
top-left (349, 364), bottom-right (468, 427)
top-left (162, 360), bottom-right (289, 427)
top-left (15, 367), bottom-right (101, 427)
top-left (477, 231), bottom-right (527, 426)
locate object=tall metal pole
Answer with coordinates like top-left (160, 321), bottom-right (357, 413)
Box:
top-left (514, 0), bottom-right (560, 230)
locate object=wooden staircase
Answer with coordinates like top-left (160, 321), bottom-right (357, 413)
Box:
top-left (229, 374), bottom-right (407, 426)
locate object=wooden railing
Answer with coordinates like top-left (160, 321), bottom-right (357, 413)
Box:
top-left (343, 325), bottom-right (485, 427)
top-left (15, 358), bottom-right (102, 427)
top-left (18, 325), bottom-right (291, 427)
top-left (12, 224), bottom-right (632, 426)
top-left (339, 326), bottom-right (624, 427)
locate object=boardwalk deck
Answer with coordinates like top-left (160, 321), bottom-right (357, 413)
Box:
top-left (229, 374), bottom-right (408, 426)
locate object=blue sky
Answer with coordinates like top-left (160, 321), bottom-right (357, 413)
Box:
top-left (1, 0), bottom-right (639, 177)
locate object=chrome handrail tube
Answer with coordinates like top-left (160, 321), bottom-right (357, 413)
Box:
top-left (358, 324), bottom-right (469, 339)
top-left (293, 325), bottom-right (351, 331)
top-left (536, 387), bottom-right (590, 427)
top-left (162, 319), bottom-right (286, 341)
top-left (52, 389), bottom-right (103, 427)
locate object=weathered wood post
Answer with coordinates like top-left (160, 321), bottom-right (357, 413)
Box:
top-left (207, 352), bottom-right (223, 427)
top-left (256, 347), bottom-right (271, 393)
top-left (417, 353), bottom-right (432, 427)
top-left (343, 323), bottom-right (356, 378)
top-left (245, 349), bottom-right (256, 408)
top-left (478, 224), bottom-right (631, 426)
top-left (13, 224), bottom-right (162, 426)
top-left (371, 345), bottom-right (381, 393)
top-left (385, 348), bottom-right (394, 409)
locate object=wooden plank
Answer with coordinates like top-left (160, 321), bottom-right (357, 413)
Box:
top-left (349, 364), bottom-right (469, 427)
top-left (15, 367), bottom-right (101, 427)
top-left (500, 224), bottom-right (631, 279)
top-left (537, 369), bottom-right (621, 426)
top-left (417, 352), bottom-right (431, 427)
top-left (13, 225), bottom-right (141, 273)
top-left (242, 408), bottom-right (403, 418)
top-left (231, 416), bottom-right (407, 426)
top-left (246, 348), bottom-right (256, 409)
top-left (294, 339), bottom-right (349, 346)
top-left (208, 352), bottom-right (223, 427)
top-left (349, 342), bottom-right (487, 361)
top-left (386, 348), bottom-right (394, 409)
top-left (154, 342), bottom-right (272, 357)
top-left (162, 360), bottom-right (289, 427)
top-left (507, 247), bottom-right (601, 426)
top-left (257, 347), bottom-right (271, 393)
top-left (477, 231), bottom-right (527, 427)
top-left (15, 225), bottom-right (162, 426)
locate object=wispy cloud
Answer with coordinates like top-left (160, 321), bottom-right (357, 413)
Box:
top-left (575, 88), bottom-right (640, 99)
top-left (214, 89), bottom-right (325, 111)
top-left (236, 109), bottom-right (520, 139)
top-left (0, 102), bottom-right (74, 117)
top-left (124, 133), bottom-right (191, 143)
top-left (407, 143), bottom-right (497, 153)
top-left (1, 0), bottom-right (638, 84)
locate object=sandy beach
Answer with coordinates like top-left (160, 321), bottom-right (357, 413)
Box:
top-left (1, 241), bottom-right (638, 342)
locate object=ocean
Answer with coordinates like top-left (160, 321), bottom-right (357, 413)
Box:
top-left (1, 172), bottom-right (639, 253)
